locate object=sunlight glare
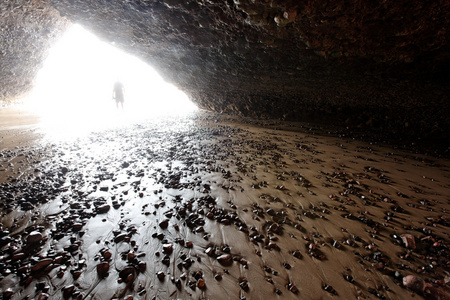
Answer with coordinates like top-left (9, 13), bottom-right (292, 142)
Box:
top-left (25, 24), bottom-right (197, 138)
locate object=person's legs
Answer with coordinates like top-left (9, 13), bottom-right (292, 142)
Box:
top-left (116, 99), bottom-right (124, 110)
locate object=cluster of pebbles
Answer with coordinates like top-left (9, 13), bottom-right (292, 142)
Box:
top-left (0, 111), bottom-right (449, 299)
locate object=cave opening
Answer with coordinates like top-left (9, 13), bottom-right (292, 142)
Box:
top-left (24, 24), bottom-right (197, 137)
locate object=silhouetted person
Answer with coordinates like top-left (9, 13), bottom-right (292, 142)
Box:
top-left (113, 81), bottom-right (125, 110)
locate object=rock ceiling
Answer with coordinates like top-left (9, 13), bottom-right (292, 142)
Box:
top-left (1, 0), bottom-right (449, 143)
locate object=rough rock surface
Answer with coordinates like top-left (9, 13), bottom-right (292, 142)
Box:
top-left (0, 0), bottom-right (69, 101)
top-left (1, 0), bottom-right (449, 143)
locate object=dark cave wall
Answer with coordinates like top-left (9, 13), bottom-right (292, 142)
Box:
top-left (192, 77), bottom-right (449, 142)
top-left (0, 0), bottom-right (449, 143)
top-left (0, 0), bottom-right (69, 102)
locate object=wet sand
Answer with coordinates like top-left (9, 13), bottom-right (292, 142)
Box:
top-left (0, 106), bottom-right (42, 184)
top-left (0, 107), bottom-right (449, 300)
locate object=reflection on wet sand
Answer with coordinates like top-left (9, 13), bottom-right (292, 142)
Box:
top-left (0, 111), bottom-right (449, 299)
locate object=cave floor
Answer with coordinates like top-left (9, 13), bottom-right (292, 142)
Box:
top-left (0, 107), bottom-right (449, 300)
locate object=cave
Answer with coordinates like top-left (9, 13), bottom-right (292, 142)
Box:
top-left (1, 1), bottom-right (449, 299)
top-left (1, 0), bottom-right (449, 146)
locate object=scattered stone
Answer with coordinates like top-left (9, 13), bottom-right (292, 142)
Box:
top-left (0, 111), bottom-right (448, 300)
top-left (72, 223), bottom-right (83, 231)
top-left (159, 219), bottom-right (169, 229)
top-left (343, 274), bottom-right (354, 283)
top-left (114, 233), bottom-right (128, 243)
top-left (403, 275), bottom-right (425, 293)
top-left (292, 250), bottom-right (302, 259)
top-left (400, 234), bottom-right (416, 249)
top-left (62, 285), bottom-right (75, 298)
top-left (163, 243), bottom-right (173, 255)
top-left (31, 258), bottom-right (53, 272)
top-left (205, 247), bottom-right (215, 256)
top-left (197, 278), bottom-right (206, 289)
top-left (103, 250), bottom-right (112, 260)
top-left (217, 254), bottom-right (233, 266)
top-left (37, 293), bottom-right (50, 300)
top-left (96, 262), bottom-right (109, 278)
top-left (27, 231), bottom-right (43, 244)
top-left (239, 279), bottom-right (249, 291)
top-left (96, 204), bottom-right (110, 214)
top-left (157, 271), bottom-right (165, 281)
top-left (3, 288), bottom-right (13, 299)
top-left (322, 283), bottom-right (337, 295)
top-left (287, 282), bottom-right (298, 294)
top-left (12, 252), bottom-right (26, 260)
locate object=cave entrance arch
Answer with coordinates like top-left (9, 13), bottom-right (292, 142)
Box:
top-left (26, 24), bottom-right (197, 134)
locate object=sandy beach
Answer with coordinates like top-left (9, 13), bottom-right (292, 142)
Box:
top-left (0, 106), bottom-right (43, 184)
top-left (0, 106), bottom-right (449, 299)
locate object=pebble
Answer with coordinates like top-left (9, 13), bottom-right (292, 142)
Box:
top-left (217, 254), bottom-right (233, 266)
top-left (163, 243), bottom-right (173, 254)
top-left (96, 262), bottom-right (109, 278)
top-left (27, 231), bottom-right (43, 244)
top-left (197, 278), bottom-right (206, 289)
top-left (114, 233), bottom-right (128, 243)
top-left (96, 204), bottom-right (110, 214)
top-left (401, 234), bottom-right (416, 249)
top-left (103, 250), bottom-right (112, 260)
top-left (157, 271), bottom-right (165, 281)
top-left (403, 275), bottom-right (425, 293)
top-left (205, 247), bottom-right (215, 256)
top-left (288, 282), bottom-right (298, 294)
top-left (37, 293), bottom-right (50, 300)
top-left (31, 258), bottom-right (53, 272)
top-left (159, 219), bottom-right (169, 229)
top-left (239, 279), bottom-right (249, 291)
top-left (0, 112), bottom-right (448, 300)
top-left (292, 250), bottom-right (302, 259)
top-left (3, 288), bottom-right (13, 299)
top-left (62, 285), bottom-right (75, 298)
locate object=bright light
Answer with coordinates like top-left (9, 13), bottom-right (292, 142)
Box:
top-left (24, 24), bottom-right (197, 138)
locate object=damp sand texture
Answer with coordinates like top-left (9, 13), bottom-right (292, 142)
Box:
top-left (0, 111), bottom-right (449, 300)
